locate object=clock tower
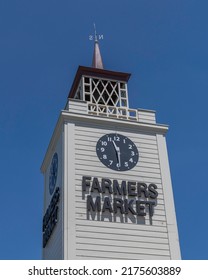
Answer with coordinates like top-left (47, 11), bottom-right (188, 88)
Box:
top-left (41, 36), bottom-right (181, 260)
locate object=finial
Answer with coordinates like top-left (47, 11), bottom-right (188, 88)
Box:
top-left (91, 23), bottom-right (104, 69)
top-left (94, 23), bottom-right (98, 42)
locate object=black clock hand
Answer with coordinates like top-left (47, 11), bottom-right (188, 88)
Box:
top-left (112, 141), bottom-right (121, 167)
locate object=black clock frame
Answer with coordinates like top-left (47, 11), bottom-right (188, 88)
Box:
top-left (96, 133), bottom-right (139, 171)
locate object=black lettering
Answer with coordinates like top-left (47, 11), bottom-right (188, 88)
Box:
top-left (113, 198), bottom-right (125, 214)
top-left (87, 195), bottom-right (101, 212)
top-left (137, 182), bottom-right (149, 198)
top-left (102, 197), bottom-right (113, 212)
top-left (42, 187), bottom-right (60, 233)
top-left (136, 201), bottom-right (146, 216)
top-left (148, 183), bottom-right (158, 199)
top-left (91, 177), bottom-right (102, 193)
top-left (113, 180), bottom-right (127, 195)
top-left (52, 205), bottom-right (59, 224)
top-left (145, 201), bottom-right (156, 217)
top-left (124, 199), bottom-right (136, 215)
top-left (82, 176), bottom-right (91, 192)
top-left (42, 205), bottom-right (59, 248)
top-left (128, 181), bottom-right (137, 196)
top-left (101, 178), bottom-right (113, 194)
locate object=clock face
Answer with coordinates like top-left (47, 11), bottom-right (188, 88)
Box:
top-left (49, 152), bottom-right (58, 195)
top-left (96, 133), bottom-right (139, 171)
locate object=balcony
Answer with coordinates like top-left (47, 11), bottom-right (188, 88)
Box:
top-left (65, 99), bottom-right (156, 124)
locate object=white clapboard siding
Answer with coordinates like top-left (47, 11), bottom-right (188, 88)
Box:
top-left (75, 126), bottom-right (157, 140)
top-left (75, 161), bottom-right (161, 175)
top-left (75, 151), bottom-right (159, 163)
top-left (76, 220), bottom-right (168, 234)
top-left (76, 216), bottom-right (167, 227)
top-left (76, 231), bottom-right (169, 245)
top-left (75, 170), bottom-right (163, 184)
top-left (76, 250), bottom-right (171, 260)
top-left (76, 162), bottom-right (161, 176)
top-left (75, 221), bottom-right (169, 255)
top-left (73, 122), bottom-right (170, 259)
top-left (76, 237), bottom-right (169, 250)
top-left (42, 137), bottom-right (63, 260)
top-left (75, 142), bottom-right (159, 154)
top-left (75, 149), bottom-right (160, 160)
top-left (41, 92), bottom-right (180, 259)
top-left (137, 111), bottom-right (156, 124)
top-left (68, 100), bottom-right (88, 114)
top-left (75, 142), bottom-right (159, 155)
top-left (75, 128), bottom-right (157, 139)
top-left (75, 254), bottom-right (170, 260)
top-left (76, 215), bottom-right (166, 226)
top-left (75, 134), bottom-right (157, 147)
top-left (75, 134), bottom-right (158, 147)
top-left (75, 157), bottom-right (160, 168)
top-left (76, 243), bottom-right (169, 256)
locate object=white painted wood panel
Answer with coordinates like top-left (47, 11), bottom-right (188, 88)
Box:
top-left (76, 250), bottom-right (170, 260)
top-left (42, 94), bottom-right (180, 259)
top-left (76, 231), bottom-right (169, 245)
top-left (63, 122), bottom-right (76, 259)
top-left (77, 243), bottom-right (170, 256)
top-left (75, 229), bottom-right (168, 243)
top-left (157, 134), bottom-right (181, 259)
top-left (76, 254), bottom-right (170, 260)
top-left (75, 139), bottom-right (158, 152)
top-left (68, 100), bottom-right (88, 114)
top-left (75, 149), bottom-right (160, 159)
top-left (76, 237), bottom-right (169, 250)
top-left (75, 170), bottom-right (163, 183)
top-left (42, 134), bottom-right (63, 260)
top-left (75, 133), bottom-right (157, 145)
top-left (76, 217), bottom-right (166, 228)
top-left (75, 208), bottom-right (166, 220)
top-left (75, 164), bottom-right (161, 177)
top-left (75, 125), bottom-right (157, 139)
top-left (73, 119), bottom-right (169, 259)
top-left (75, 153), bottom-right (160, 165)
top-left (75, 159), bottom-right (160, 171)
top-left (76, 222), bottom-right (168, 235)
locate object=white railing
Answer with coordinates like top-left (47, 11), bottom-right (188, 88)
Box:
top-left (87, 103), bottom-right (139, 122)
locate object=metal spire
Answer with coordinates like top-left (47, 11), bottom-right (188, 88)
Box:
top-left (92, 24), bottom-right (104, 69)
top-left (94, 23), bottom-right (98, 42)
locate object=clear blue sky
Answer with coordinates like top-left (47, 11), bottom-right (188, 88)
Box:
top-left (0, 0), bottom-right (208, 259)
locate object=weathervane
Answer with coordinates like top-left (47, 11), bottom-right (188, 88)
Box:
top-left (89, 23), bottom-right (104, 41)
